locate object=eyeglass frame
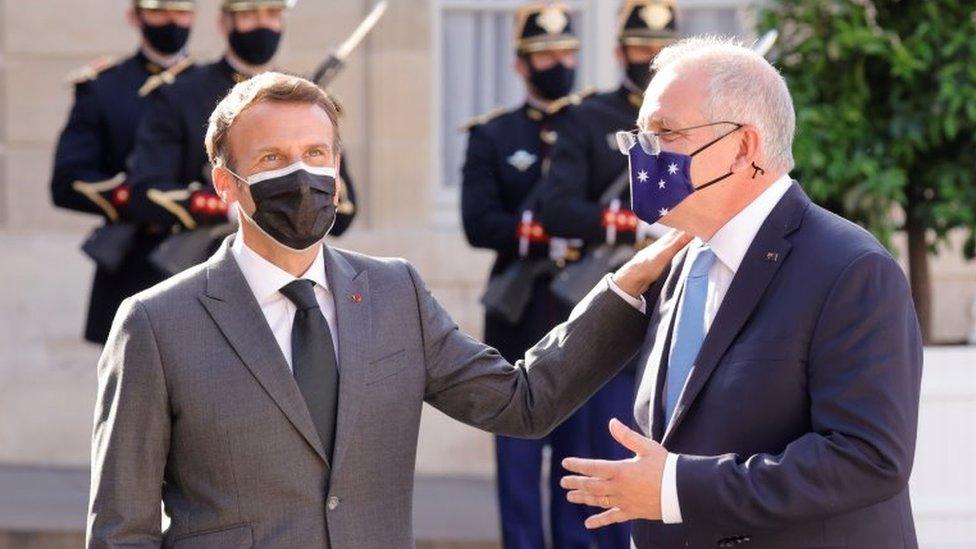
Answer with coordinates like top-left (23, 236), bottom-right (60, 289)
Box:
top-left (614, 121), bottom-right (744, 157)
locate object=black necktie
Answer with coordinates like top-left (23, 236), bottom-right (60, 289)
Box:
top-left (280, 279), bottom-right (340, 462)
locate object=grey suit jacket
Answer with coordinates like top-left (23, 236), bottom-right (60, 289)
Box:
top-left (630, 183), bottom-right (923, 549)
top-left (87, 236), bottom-right (649, 548)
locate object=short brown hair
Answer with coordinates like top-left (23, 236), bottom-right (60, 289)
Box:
top-left (205, 71), bottom-right (343, 169)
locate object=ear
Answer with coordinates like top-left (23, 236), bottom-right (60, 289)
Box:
top-left (514, 56), bottom-right (530, 79)
top-left (212, 165), bottom-right (237, 204)
top-left (218, 11), bottom-right (231, 35)
top-left (730, 125), bottom-right (761, 175)
top-left (333, 154), bottom-right (343, 207)
top-left (127, 7), bottom-right (141, 30)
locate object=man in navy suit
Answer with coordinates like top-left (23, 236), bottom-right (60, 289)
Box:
top-left (561, 36), bottom-right (923, 549)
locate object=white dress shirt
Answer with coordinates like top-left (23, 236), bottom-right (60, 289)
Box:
top-left (655, 175), bottom-right (794, 523)
top-left (231, 231), bottom-right (339, 371)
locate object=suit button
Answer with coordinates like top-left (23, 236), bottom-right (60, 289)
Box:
top-left (327, 496), bottom-right (340, 511)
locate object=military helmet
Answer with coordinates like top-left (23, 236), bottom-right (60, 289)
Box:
top-left (617, 0), bottom-right (679, 46)
top-left (222, 0), bottom-right (295, 11)
top-left (514, 2), bottom-right (579, 55)
top-left (135, 0), bottom-right (197, 10)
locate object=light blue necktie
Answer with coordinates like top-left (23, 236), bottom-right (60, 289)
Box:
top-left (665, 246), bottom-right (716, 426)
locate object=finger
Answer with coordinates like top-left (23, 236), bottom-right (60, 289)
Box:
top-left (585, 508), bottom-right (630, 530)
top-left (560, 475), bottom-right (615, 496)
top-left (562, 457), bottom-right (619, 479)
top-left (609, 418), bottom-right (652, 456)
top-left (566, 490), bottom-right (614, 509)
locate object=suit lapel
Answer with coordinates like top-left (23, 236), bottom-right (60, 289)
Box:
top-left (322, 246), bottom-right (370, 476)
top-left (662, 183), bottom-right (809, 445)
top-left (198, 237), bottom-right (329, 465)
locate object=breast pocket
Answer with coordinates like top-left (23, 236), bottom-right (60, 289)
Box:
top-left (365, 349), bottom-right (408, 385)
top-left (172, 523), bottom-right (252, 549)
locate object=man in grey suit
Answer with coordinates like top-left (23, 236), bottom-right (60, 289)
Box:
top-left (561, 37), bottom-right (924, 548)
top-left (87, 71), bottom-right (692, 548)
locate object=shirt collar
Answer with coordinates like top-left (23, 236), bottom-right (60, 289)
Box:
top-left (231, 228), bottom-right (328, 305)
top-left (705, 174), bottom-right (793, 274)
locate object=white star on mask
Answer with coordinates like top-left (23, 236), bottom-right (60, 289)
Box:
top-left (637, 170), bottom-right (649, 183)
top-left (659, 207), bottom-right (669, 217)
top-left (658, 179), bottom-right (666, 189)
top-left (668, 163), bottom-right (679, 175)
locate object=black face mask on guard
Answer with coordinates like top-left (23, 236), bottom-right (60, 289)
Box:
top-left (526, 58), bottom-right (576, 100)
top-left (142, 21), bottom-right (191, 55)
top-left (229, 27), bottom-right (281, 65)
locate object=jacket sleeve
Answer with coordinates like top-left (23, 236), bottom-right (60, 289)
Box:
top-left (87, 298), bottom-right (170, 548)
top-left (675, 251), bottom-right (923, 534)
top-left (460, 127), bottom-right (519, 253)
top-left (126, 90), bottom-right (192, 226)
top-left (409, 259), bottom-right (649, 438)
top-left (50, 83), bottom-right (115, 216)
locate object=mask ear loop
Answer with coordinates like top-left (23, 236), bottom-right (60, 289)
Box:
top-left (688, 124), bottom-right (744, 157)
top-left (751, 162), bottom-right (765, 179)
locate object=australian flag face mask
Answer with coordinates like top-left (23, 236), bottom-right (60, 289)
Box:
top-left (616, 122), bottom-right (745, 225)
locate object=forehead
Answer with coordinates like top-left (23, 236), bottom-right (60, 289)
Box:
top-left (230, 101), bottom-right (334, 150)
top-left (640, 64), bottom-right (707, 128)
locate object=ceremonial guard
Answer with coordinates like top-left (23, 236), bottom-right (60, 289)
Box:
top-left (126, 0), bottom-right (358, 276)
top-left (50, 0), bottom-right (198, 344)
top-left (460, 4), bottom-right (596, 547)
top-left (538, 1), bottom-right (680, 546)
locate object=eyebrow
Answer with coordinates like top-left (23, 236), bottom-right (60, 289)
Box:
top-left (252, 143), bottom-right (332, 155)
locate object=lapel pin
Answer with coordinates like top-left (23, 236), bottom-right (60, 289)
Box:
top-left (765, 252), bottom-right (779, 262)
top-left (351, 293), bottom-right (363, 303)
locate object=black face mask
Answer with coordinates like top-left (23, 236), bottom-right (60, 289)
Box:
top-left (233, 162), bottom-right (337, 251)
top-left (142, 22), bottom-right (191, 55)
top-left (625, 60), bottom-right (653, 92)
top-left (527, 60), bottom-right (576, 100)
top-left (229, 27), bottom-right (281, 66)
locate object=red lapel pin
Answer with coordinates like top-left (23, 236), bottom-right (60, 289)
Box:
top-left (351, 293), bottom-right (363, 303)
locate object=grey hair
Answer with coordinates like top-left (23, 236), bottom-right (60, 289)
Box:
top-left (640, 35), bottom-right (796, 174)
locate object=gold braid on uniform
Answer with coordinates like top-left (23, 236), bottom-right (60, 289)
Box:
top-left (71, 173), bottom-right (128, 222)
top-left (146, 185), bottom-right (201, 230)
top-left (459, 107), bottom-right (510, 132)
top-left (139, 57), bottom-right (195, 97)
top-left (546, 87), bottom-right (598, 115)
top-left (64, 56), bottom-right (120, 86)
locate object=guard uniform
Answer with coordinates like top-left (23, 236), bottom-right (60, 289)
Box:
top-left (50, 0), bottom-right (197, 343)
top-left (539, 2), bottom-right (679, 546)
top-left (461, 4), bottom-right (593, 548)
top-left (127, 0), bottom-right (357, 259)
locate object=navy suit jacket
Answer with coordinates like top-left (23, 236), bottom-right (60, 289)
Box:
top-left (631, 182), bottom-right (923, 549)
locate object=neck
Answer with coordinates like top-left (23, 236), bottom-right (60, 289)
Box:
top-left (140, 41), bottom-right (185, 68)
top-left (225, 50), bottom-right (269, 76)
top-left (526, 90), bottom-right (554, 111)
top-left (667, 173), bottom-right (782, 241)
top-left (240, 218), bottom-right (318, 277)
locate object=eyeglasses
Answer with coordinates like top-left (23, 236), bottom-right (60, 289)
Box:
top-left (615, 121), bottom-right (744, 156)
